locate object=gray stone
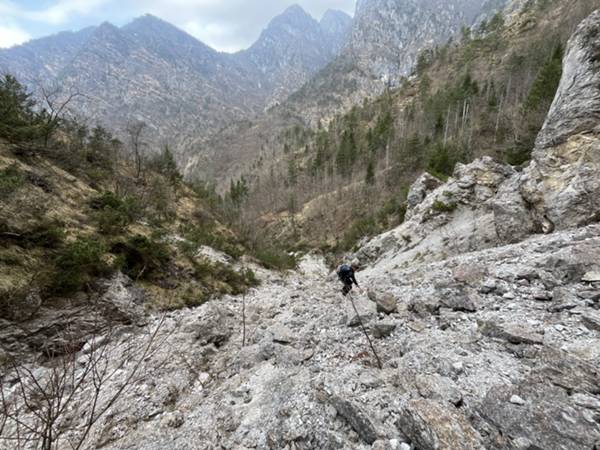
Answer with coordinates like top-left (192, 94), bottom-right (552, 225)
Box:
top-left (185, 305), bottom-right (231, 347)
top-left (583, 272), bottom-right (600, 283)
top-left (493, 175), bottom-right (535, 244)
top-left (372, 321), bottom-right (396, 338)
top-left (478, 321), bottom-right (544, 345)
top-left (269, 324), bottom-right (294, 344)
top-left (440, 290), bottom-right (479, 313)
top-left (478, 382), bottom-right (600, 450)
top-left (581, 311), bottom-right (600, 332)
top-left (406, 173), bottom-right (443, 219)
top-left (396, 399), bottom-right (484, 450)
top-left (376, 294), bottom-right (398, 314)
top-left (160, 411), bottom-right (185, 429)
top-left (532, 289), bottom-right (552, 301)
top-left (415, 374), bottom-right (463, 406)
top-left (330, 396), bottom-right (381, 445)
top-left (509, 395), bottom-right (526, 405)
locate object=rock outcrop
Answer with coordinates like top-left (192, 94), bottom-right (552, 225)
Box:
top-left (358, 9), bottom-right (600, 266)
top-left (495, 10), bottom-right (600, 241)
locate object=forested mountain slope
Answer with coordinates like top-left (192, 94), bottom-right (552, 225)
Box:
top-left (209, 0), bottom-right (599, 254)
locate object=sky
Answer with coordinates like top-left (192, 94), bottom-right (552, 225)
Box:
top-left (0, 0), bottom-right (356, 52)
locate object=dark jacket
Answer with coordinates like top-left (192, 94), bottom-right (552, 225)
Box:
top-left (338, 264), bottom-right (358, 286)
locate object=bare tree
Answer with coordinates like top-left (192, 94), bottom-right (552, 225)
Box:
top-left (0, 316), bottom-right (167, 450)
top-left (126, 121), bottom-right (147, 181)
top-left (38, 85), bottom-right (83, 147)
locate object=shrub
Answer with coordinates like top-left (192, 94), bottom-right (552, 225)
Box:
top-left (339, 216), bottom-right (378, 252)
top-left (90, 191), bottom-right (143, 234)
top-left (111, 235), bottom-right (170, 280)
top-left (180, 223), bottom-right (243, 260)
top-left (251, 245), bottom-right (297, 270)
top-left (25, 221), bottom-right (65, 248)
top-left (52, 238), bottom-right (110, 294)
top-left (427, 143), bottom-right (465, 179)
top-left (0, 164), bottom-right (25, 195)
top-left (432, 199), bottom-right (458, 213)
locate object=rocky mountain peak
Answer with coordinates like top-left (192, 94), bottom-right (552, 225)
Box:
top-left (255, 4), bottom-right (321, 45)
top-left (235, 4), bottom-right (352, 107)
top-left (320, 9), bottom-right (353, 53)
top-left (349, 0), bottom-right (508, 83)
top-left (320, 9), bottom-right (353, 32)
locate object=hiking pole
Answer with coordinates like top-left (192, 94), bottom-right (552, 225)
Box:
top-left (348, 291), bottom-right (382, 369)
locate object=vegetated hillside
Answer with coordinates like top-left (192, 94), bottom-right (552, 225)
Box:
top-left (183, 0), bottom-right (513, 185)
top-left (0, 75), bottom-right (285, 364)
top-left (215, 0), bottom-right (600, 254)
top-left (0, 7), bottom-right (351, 164)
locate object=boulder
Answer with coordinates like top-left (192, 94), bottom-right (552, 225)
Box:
top-left (406, 173), bottom-right (443, 219)
top-left (329, 396), bottom-right (382, 444)
top-left (184, 305), bottom-right (232, 347)
top-left (583, 271), bottom-right (600, 283)
top-left (98, 272), bottom-right (147, 326)
top-left (478, 321), bottom-right (544, 345)
top-left (372, 321), bottom-right (396, 338)
top-left (268, 324), bottom-right (295, 344)
top-left (477, 383), bottom-right (600, 450)
top-left (415, 374), bottom-right (463, 406)
top-left (369, 292), bottom-right (398, 314)
top-left (396, 398), bottom-right (484, 450)
top-left (581, 311), bottom-right (600, 332)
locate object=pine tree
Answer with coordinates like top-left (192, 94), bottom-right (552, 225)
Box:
top-left (365, 160), bottom-right (376, 185)
top-left (525, 43), bottom-right (564, 112)
top-left (0, 74), bottom-right (43, 143)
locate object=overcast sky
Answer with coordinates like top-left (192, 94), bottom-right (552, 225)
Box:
top-left (0, 0), bottom-right (356, 52)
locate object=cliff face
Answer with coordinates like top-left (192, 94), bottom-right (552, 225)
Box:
top-left (348, 0), bottom-right (491, 83)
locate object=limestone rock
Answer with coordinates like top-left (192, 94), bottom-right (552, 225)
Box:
top-left (478, 383), bottom-right (600, 450)
top-left (330, 396), bottom-right (381, 444)
top-left (372, 321), bottom-right (396, 338)
top-left (581, 311), bottom-right (600, 331)
top-left (99, 272), bottom-right (146, 325)
top-left (396, 398), bottom-right (484, 450)
top-left (583, 271), bottom-right (600, 283)
top-left (535, 10), bottom-right (600, 150)
top-left (406, 173), bottom-right (443, 219)
top-left (371, 292), bottom-right (398, 314)
top-left (478, 321), bottom-right (544, 345)
top-left (415, 374), bottom-right (463, 407)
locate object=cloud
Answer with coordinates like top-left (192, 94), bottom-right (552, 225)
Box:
top-left (127, 0), bottom-right (356, 51)
top-left (0, 0), bottom-right (356, 52)
top-left (0, 24), bottom-right (31, 48)
top-left (0, 0), bottom-right (111, 26)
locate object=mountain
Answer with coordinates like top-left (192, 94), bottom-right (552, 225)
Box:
top-left (287, 0), bottom-right (512, 119)
top-left (235, 5), bottom-right (352, 108)
top-left (0, 6), bottom-right (352, 159)
top-left (320, 9), bottom-right (354, 54)
top-left (0, 26), bottom-right (96, 85)
top-left (348, 0), bottom-right (498, 83)
top-left (183, 0), bottom-right (514, 186)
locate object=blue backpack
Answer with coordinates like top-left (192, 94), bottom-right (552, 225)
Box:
top-left (337, 264), bottom-right (352, 280)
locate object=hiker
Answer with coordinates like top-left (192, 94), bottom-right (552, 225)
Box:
top-left (337, 261), bottom-right (361, 296)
